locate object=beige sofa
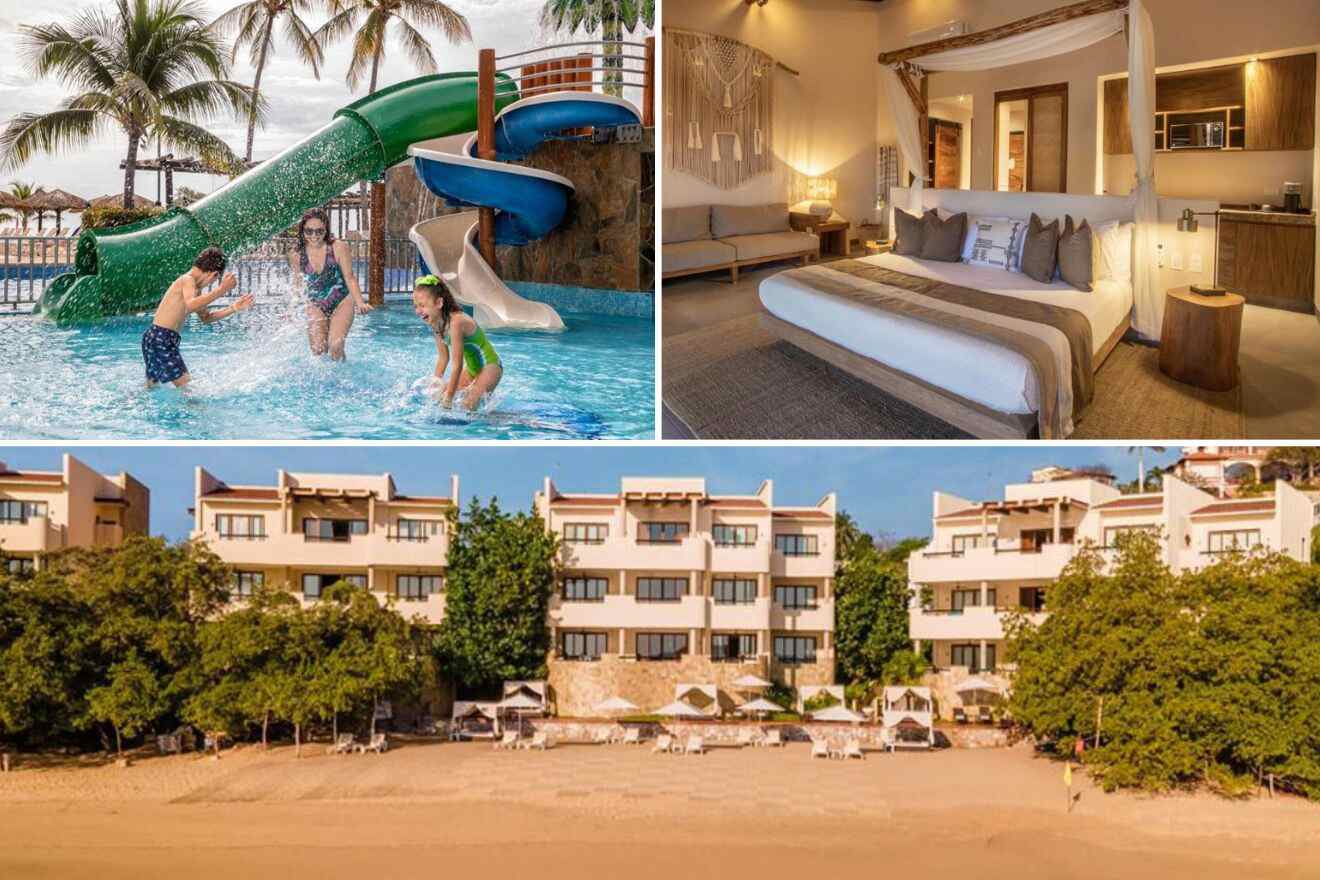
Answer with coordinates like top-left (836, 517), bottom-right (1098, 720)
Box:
top-left (662, 203), bottom-right (819, 282)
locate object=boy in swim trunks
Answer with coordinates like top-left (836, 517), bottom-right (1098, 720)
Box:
top-left (142, 246), bottom-right (254, 387)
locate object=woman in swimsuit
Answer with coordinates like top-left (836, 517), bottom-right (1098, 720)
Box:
top-left (287, 208), bottom-right (371, 359)
top-left (412, 274), bottom-right (502, 411)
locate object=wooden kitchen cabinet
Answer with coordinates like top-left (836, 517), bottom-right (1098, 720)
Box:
top-left (1217, 211), bottom-right (1316, 313)
top-left (1244, 53), bottom-right (1316, 151)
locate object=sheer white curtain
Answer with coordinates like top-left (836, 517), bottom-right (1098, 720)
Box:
top-left (1127, 0), bottom-right (1160, 338)
top-left (916, 11), bottom-right (1124, 71)
top-left (880, 65), bottom-right (927, 212)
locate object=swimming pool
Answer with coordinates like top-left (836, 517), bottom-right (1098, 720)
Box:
top-left (0, 299), bottom-right (654, 439)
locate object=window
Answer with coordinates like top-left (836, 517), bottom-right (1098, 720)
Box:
top-left (1019, 587), bottom-right (1047, 612)
top-left (215, 514), bottom-right (266, 540)
top-left (636, 577), bottom-right (686, 602)
top-left (951, 588), bottom-right (988, 611)
top-left (397, 575), bottom-right (442, 600)
top-left (951, 643), bottom-right (981, 670)
top-left (1208, 529), bottom-right (1262, 553)
top-left (636, 632), bottom-right (688, 660)
top-left (1020, 528), bottom-right (1075, 552)
top-left (3, 557), bottom-right (34, 575)
top-left (232, 571), bottom-right (264, 598)
top-left (774, 534), bottom-right (818, 556)
top-left (712, 524), bottom-right (757, 547)
top-left (0, 500), bottom-right (47, 524)
top-left (561, 631), bottom-right (607, 661)
top-left (712, 578), bottom-right (757, 605)
top-left (638, 522), bottom-right (689, 544)
top-left (774, 585), bottom-right (817, 610)
top-left (1104, 525), bottom-right (1157, 547)
top-left (562, 576), bottom-right (607, 601)
top-left (302, 518), bottom-right (367, 542)
top-left (392, 518), bottom-right (440, 542)
top-left (951, 534), bottom-right (981, 554)
top-left (302, 573), bottom-right (366, 599)
top-left (712, 633), bottom-right (757, 661)
top-left (563, 522), bottom-right (608, 544)
top-left (773, 635), bottom-right (816, 664)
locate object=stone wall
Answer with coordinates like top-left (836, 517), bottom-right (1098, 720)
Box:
top-left (922, 668), bottom-right (1014, 721)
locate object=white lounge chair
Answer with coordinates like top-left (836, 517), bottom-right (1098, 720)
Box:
top-left (356, 733), bottom-right (387, 754)
top-left (763, 729), bottom-right (784, 748)
top-left (736, 728), bottom-right (760, 748)
top-left (621, 727), bottom-right (641, 745)
top-left (494, 731), bottom-right (519, 750)
top-left (592, 727), bottom-right (612, 745)
top-left (810, 738), bottom-right (830, 759)
top-left (652, 734), bottom-right (673, 754)
top-left (522, 731), bottom-right (550, 751)
top-left (327, 733), bottom-right (355, 755)
top-left (684, 735), bottom-right (705, 755)
top-left (843, 739), bottom-right (865, 760)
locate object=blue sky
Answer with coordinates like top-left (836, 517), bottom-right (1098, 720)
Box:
top-left (0, 445), bottom-right (1182, 543)
top-left (0, 0), bottom-right (649, 200)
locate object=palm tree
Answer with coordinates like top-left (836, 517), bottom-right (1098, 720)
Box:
top-left (1, 0), bottom-right (262, 209)
top-left (6, 181), bottom-right (38, 232)
top-left (1126, 446), bottom-right (1167, 492)
top-left (540, 0), bottom-right (654, 98)
top-left (212, 0), bottom-right (324, 163)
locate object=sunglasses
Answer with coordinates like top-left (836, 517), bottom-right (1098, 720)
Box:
top-left (304, 226), bottom-right (326, 235)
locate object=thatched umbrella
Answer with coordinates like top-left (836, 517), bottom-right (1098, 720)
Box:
top-left (27, 188), bottom-right (88, 233)
top-left (88, 192), bottom-right (155, 210)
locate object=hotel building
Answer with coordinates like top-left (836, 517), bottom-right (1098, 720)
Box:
top-left (535, 477), bottom-right (837, 717)
top-left (908, 472), bottom-right (1314, 714)
top-left (191, 467), bottom-right (457, 623)
top-left (0, 453), bottom-right (149, 573)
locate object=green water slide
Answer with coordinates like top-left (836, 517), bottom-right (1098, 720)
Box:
top-left (37, 71), bottom-right (517, 323)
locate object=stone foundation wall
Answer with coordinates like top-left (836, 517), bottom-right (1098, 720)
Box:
top-left (520, 719), bottom-right (1010, 750)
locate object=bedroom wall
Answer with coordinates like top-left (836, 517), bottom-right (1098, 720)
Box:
top-left (662, 0), bottom-right (883, 226)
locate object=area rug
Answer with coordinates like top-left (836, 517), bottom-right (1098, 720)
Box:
top-left (663, 314), bottom-right (1246, 439)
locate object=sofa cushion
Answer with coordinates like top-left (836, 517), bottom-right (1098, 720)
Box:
top-left (718, 231), bottom-right (819, 262)
top-left (662, 239), bottom-right (737, 274)
top-left (662, 205), bottom-right (712, 245)
top-left (711, 203), bottom-right (791, 238)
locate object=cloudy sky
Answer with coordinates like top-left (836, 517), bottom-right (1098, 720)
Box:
top-left (0, 0), bottom-right (650, 201)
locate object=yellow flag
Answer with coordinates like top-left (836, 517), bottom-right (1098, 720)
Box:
top-left (1064, 763), bottom-right (1073, 786)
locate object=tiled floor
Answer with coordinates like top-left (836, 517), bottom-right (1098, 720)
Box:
top-left (662, 260), bottom-right (1320, 440)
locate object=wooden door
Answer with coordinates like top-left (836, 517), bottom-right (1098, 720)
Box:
top-left (1027, 88), bottom-right (1067, 193)
top-left (932, 120), bottom-right (962, 189)
top-left (1007, 132), bottom-right (1025, 191)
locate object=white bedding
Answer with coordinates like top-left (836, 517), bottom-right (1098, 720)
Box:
top-left (758, 253), bottom-right (1133, 417)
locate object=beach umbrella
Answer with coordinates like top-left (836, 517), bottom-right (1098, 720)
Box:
top-left (732, 673), bottom-right (772, 689)
top-left (88, 193), bottom-right (155, 210)
top-left (26, 188), bottom-right (87, 234)
top-left (736, 697), bottom-right (784, 719)
top-left (593, 696), bottom-right (639, 715)
top-left (810, 704), bottom-right (865, 723)
top-left (655, 700), bottom-right (705, 719)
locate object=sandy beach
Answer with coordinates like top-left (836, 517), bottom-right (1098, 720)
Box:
top-left (0, 739), bottom-right (1315, 879)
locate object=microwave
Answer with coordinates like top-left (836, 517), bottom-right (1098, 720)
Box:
top-left (1168, 121), bottom-right (1224, 149)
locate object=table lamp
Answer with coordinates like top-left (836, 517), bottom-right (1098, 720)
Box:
top-left (1176, 208), bottom-right (1223, 295)
top-left (793, 177), bottom-right (837, 218)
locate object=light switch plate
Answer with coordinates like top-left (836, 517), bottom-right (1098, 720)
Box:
top-left (1171, 251), bottom-right (1184, 271)
top-left (1189, 253), bottom-right (1203, 273)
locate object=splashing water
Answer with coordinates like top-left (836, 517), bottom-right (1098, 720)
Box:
top-left (0, 294), bottom-right (652, 439)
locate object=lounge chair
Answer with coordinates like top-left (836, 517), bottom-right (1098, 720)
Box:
top-left (843, 739), bottom-right (865, 760)
top-left (522, 731), bottom-right (550, 751)
top-left (621, 727), bottom-right (641, 745)
top-left (953, 707), bottom-right (968, 724)
top-left (763, 729), bottom-right (784, 748)
top-left (881, 728), bottom-right (896, 753)
top-left (591, 727), bottom-right (612, 745)
top-left (652, 734), bottom-right (673, 754)
top-left (736, 728), bottom-right (760, 748)
top-left (810, 738), bottom-right (830, 759)
top-left (356, 733), bottom-right (387, 755)
top-left (979, 706), bottom-right (994, 725)
top-left (494, 731), bottom-right (519, 750)
top-left (327, 733), bottom-right (355, 755)
top-left (684, 736), bottom-right (705, 755)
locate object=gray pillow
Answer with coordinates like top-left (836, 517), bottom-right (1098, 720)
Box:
top-left (710, 203), bottom-right (790, 239)
top-left (893, 209), bottom-right (930, 256)
top-left (1019, 213), bottom-right (1060, 283)
top-left (662, 205), bottom-right (711, 244)
top-left (1057, 215), bottom-right (1093, 292)
top-left (919, 211), bottom-right (966, 262)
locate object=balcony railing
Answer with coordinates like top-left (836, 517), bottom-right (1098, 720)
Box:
top-left (217, 532), bottom-right (268, 541)
top-left (386, 533), bottom-right (431, 543)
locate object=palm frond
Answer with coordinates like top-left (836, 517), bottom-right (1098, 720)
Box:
top-left (19, 22), bottom-right (118, 92)
top-left (154, 114), bottom-right (241, 171)
top-left (210, 0), bottom-right (263, 36)
top-left (312, 5), bottom-right (360, 49)
top-left (394, 19), bottom-right (438, 76)
top-left (283, 12), bottom-right (325, 79)
top-left (344, 10), bottom-right (387, 91)
top-left (160, 78), bottom-right (261, 122)
top-left (0, 109), bottom-right (105, 172)
top-left (398, 0), bottom-right (471, 45)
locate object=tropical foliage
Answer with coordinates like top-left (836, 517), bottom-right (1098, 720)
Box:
top-left (315, 0), bottom-right (470, 94)
top-left (540, 0), bottom-right (654, 97)
top-left (79, 204), bottom-right (164, 229)
top-left (437, 499), bottom-right (559, 690)
top-left (1, 0), bottom-right (260, 207)
top-left (1005, 532), bottom-right (1320, 799)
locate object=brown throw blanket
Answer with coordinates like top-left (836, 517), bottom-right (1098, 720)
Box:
top-left (786, 260), bottom-right (1094, 438)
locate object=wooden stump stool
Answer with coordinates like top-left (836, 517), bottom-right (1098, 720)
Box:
top-left (1158, 287), bottom-right (1245, 391)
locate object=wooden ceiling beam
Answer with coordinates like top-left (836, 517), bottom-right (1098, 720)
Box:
top-left (877, 0), bottom-right (1128, 67)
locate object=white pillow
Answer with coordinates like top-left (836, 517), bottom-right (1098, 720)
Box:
top-left (1092, 220), bottom-right (1133, 284)
top-left (964, 217), bottom-right (1026, 270)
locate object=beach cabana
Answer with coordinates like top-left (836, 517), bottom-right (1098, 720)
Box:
top-left (675, 683), bottom-right (720, 717)
top-left (502, 680), bottom-right (549, 715)
top-left (451, 702), bottom-right (499, 740)
top-left (955, 677), bottom-right (1004, 706)
top-left (797, 684), bottom-right (845, 714)
top-left (810, 704), bottom-right (865, 724)
top-left (26, 188), bottom-right (87, 233)
top-left (882, 687), bottom-right (935, 750)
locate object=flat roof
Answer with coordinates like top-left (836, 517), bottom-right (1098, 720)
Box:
top-left (0, 471), bottom-right (63, 484)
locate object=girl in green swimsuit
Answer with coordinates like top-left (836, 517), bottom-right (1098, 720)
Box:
top-left (412, 275), bottom-right (502, 411)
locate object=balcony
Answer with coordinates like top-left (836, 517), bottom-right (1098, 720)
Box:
top-left (549, 594), bottom-right (708, 630)
top-left (770, 598), bottom-right (834, 631)
top-left (94, 522), bottom-right (124, 547)
top-left (909, 542), bottom-right (1075, 583)
top-left (561, 535), bottom-right (707, 571)
top-left (709, 539), bottom-right (772, 573)
top-left (371, 533), bottom-right (448, 567)
top-left (908, 606), bottom-right (1047, 640)
top-left (770, 549), bottom-right (833, 579)
top-left (0, 516), bottom-right (65, 554)
top-left (709, 597), bottom-right (773, 631)
top-left (388, 593), bottom-right (446, 626)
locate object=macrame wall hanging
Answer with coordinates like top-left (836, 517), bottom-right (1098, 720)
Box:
top-left (664, 28), bottom-right (775, 189)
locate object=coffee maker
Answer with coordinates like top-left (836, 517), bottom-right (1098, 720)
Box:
top-left (1282, 181), bottom-right (1305, 214)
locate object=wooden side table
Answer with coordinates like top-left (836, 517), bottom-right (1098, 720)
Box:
top-left (791, 213), bottom-right (851, 257)
top-left (1158, 286), bottom-right (1245, 391)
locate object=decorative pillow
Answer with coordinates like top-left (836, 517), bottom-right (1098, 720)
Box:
top-left (1057, 215), bottom-right (1094, 292)
top-left (920, 210), bottom-right (967, 262)
top-left (1019, 214), bottom-right (1060, 284)
top-left (893, 209), bottom-right (930, 256)
top-left (1092, 219), bottom-right (1133, 284)
top-left (961, 216), bottom-right (1008, 261)
top-left (965, 217), bottom-right (1025, 269)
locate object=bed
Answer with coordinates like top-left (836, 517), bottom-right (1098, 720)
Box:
top-left (758, 189), bottom-right (1138, 439)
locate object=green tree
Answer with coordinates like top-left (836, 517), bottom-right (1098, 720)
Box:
top-left (5, 181), bottom-right (39, 232)
top-left (1312, 525), bottom-right (1320, 565)
top-left (833, 519), bottom-right (922, 685)
top-left (540, 0), bottom-right (654, 97)
top-left (1125, 446), bottom-right (1167, 491)
top-left (86, 650), bottom-right (167, 756)
top-left (438, 500), bottom-right (558, 689)
top-left (2, 0), bottom-right (259, 207)
top-left (212, 0), bottom-right (324, 163)
top-left (1265, 447), bottom-right (1320, 484)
